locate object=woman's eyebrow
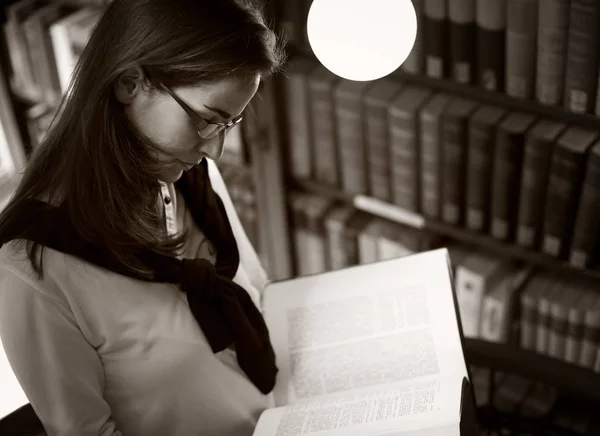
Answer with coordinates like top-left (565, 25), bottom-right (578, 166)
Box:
top-left (203, 104), bottom-right (232, 119)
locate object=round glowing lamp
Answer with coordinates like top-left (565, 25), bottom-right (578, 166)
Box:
top-left (307, 0), bottom-right (418, 81)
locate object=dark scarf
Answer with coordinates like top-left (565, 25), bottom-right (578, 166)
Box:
top-left (0, 159), bottom-right (277, 394)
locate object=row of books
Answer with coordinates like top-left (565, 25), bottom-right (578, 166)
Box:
top-left (284, 57), bottom-right (600, 269)
top-left (288, 191), bottom-right (600, 373)
top-left (470, 367), bottom-right (600, 434)
top-left (281, 0), bottom-right (600, 115)
top-left (4, 1), bottom-right (104, 105)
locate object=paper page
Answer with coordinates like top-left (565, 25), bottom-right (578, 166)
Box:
top-left (263, 249), bottom-right (468, 408)
top-left (253, 376), bottom-right (463, 436)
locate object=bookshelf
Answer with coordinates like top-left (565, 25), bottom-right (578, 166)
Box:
top-left (267, 0), bottom-right (600, 432)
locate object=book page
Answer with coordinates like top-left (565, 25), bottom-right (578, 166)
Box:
top-left (263, 249), bottom-right (468, 409)
top-left (253, 376), bottom-right (463, 436)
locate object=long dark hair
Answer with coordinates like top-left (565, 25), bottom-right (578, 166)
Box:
top-left (0, 0), bottom-right (286, 279)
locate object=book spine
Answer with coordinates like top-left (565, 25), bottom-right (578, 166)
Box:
top-left (424, 0), bottom-right (448, 78)
top-left (490, 124), bottom-right (528, 241)
top-left (285, 68), bottom-right (312, 180)
top-left (402, 0), bottom-right (425, 74)
top-left (335, 88), bottom-right (368, 196)
top-left (535, 0), bottom-right (570, 105)
top-left (304, 200), bottom-right (330, 275)
top-left (476, 0), bottom-right (507, 91)
top-left (565, 299), bottom-right (585, 364)
top-left (505, 0), bottom-right (538, 98)
top-left (456, 266), bottom-right (485, 338)
top-left (366, 98), bottom-right (392, 202)
top-left (441, 111), bottom-right (470, 225)
top-left (569, 153), bottom-right (600, 267)
top-left (466, 115), bottom-right (496, 231)
top-left (358, 222), bottom-right (379, 264)
top-left (325, 211), bottom-right (349, 271)
top-left (480, 290), bottom-right (508, 343)
top-left (579, 303), bottom-right (600, 369)
top-left (449, 0), bottom-right (476, 84)
top-left (309, 77), bottom-right (339, 187)
top-left (536, 290), bottom-right (553, 355)
top-left (300, 0), bottom-right (314, 54)
top-left (563, 0), bottom-right (600, 113)
top-left (548, 298), bottom-right (568, 360)
top-left (344, 215), bottom-right (367, 267)
top-left (419, 107), bottom-right (443, 218)
top-left (516, 132), bottom-right (554, 248)
top-left (541, 147), bottom-right (587, 258)
top-left (290, 194), bottom-right (309, 276)
top-left (280, 0), bottom-right (301, 46)
top-left (520, 285), bottom-right (538, 350)
top-left (390, 106), bottom-right (419, 211)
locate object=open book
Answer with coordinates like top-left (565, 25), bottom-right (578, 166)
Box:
top-left (254, 248), bottom-right (476, 436)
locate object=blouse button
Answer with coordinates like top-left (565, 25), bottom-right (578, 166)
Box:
top-left (164, 196), bottom-right (172, 205)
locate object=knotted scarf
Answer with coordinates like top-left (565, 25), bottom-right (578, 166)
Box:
top-left (0, 159), bottom-right (277, 394)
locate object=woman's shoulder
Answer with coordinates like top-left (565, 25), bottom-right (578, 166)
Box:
top-left (0, 240), bottom-right (100, 308)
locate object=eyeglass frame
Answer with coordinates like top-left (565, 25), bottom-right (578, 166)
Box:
top-left (158, 82), bottom-right (243, 139)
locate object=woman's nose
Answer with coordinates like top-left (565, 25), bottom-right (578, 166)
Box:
top-left (197, 132), bottom-right (225, 161)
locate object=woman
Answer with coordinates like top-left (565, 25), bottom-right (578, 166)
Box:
top-left (0, 0), bottom-right (286, 435)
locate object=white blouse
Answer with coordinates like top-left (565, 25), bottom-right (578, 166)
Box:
top-left (0, 159), bottom-right (273, 436)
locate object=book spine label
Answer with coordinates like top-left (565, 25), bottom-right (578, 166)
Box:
top-left (569, 157), bottom-right (600, 267)
top-left (420, 111), bottom-right (442, 218)
top-left (449, 0), bottom-right (476, 84)
top-left (536, 0), bottom-right (570, 105)
top-left (491, 129), bottom-right (526, 241)
top-left (367, 101), bottom-right (392, 202)
top-left (441, 115), bottom-right (468, 225)
top-left (424, 0), bottom-right (448, 78)
top-left (505, 0), bottom-right (538, 98)
top-left (310, 80), bottom-right (338, 187)
top-left (402, 0), bottom-right (425, 74)
top-left (286, 73), bottom-right (312, 180)
top-left (476, 0), bottom-right (507, 91)
top-left (336, 92), bottom-right (368, 195)
top-left (390, 109), bottom-right (419, 211)
top-left (563, 0), bottom-right (600, 113)
top-left (466, 119), bottom-right (494, 231)
top-left (542, 150), bottom-right (585, 257)
top-left (516, 136), bottom-right (553, 248)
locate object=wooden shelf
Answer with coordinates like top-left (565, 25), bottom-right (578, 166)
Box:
top-left (464, 339), bottom-right (600, 403)
top-left (291, 178), bottom-right (600, 281)
top-left (288, 47), bottom-right (600, 131)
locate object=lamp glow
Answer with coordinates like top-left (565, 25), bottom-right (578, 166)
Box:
top-left (307, 0), bottom-right (417, 81)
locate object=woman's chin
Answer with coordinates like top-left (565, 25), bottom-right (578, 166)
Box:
top-left (157, 168), bottom-right (184, 184)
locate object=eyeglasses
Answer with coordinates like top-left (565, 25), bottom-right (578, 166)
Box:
top-left (159, 82), bottom-right (243, 139)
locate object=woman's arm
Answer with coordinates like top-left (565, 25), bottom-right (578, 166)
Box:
top-left (0, 268), bottom-right (122, 436)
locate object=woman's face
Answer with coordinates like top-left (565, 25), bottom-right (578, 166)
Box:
top-left (125, 74), bottom-right (260, 183)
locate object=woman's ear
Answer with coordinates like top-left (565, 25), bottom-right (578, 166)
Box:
top-left (114, 66), bottom-right (146, 104)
